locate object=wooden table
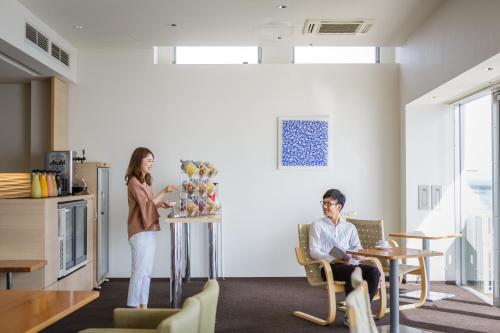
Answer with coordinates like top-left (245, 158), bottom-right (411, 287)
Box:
top-left (164, 215), bottom-right (221, 308)
top-left (389, 232), bottom-right (462, 301)
top-left (0, 260), bottom-right (47, 289)
top-left (0, 290), bottom-right (99, 333)
top-left (348, 247), bottom-right (442, 333)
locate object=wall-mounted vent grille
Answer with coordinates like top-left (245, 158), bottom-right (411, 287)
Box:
top-left (25, 23), bottom-right (49, 52)
top-left (25, 22), bottom-right (71, 67)
top-left (51, 42), bottom-right (70, 67)
top-left (303, 19), bottom-right (374, 35)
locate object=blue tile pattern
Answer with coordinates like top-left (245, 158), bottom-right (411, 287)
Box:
top-left (281, 119), bottom-right (329, 167)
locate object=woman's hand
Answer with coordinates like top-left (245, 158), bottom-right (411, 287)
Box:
top-left (157, 201), bottom-right (174, 209)
top-left (162, 184), bottom-right (178, 194)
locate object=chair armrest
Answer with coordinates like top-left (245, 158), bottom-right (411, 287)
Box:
top-left (80, 329), bottom-right (154, 333)
top-left (113, 308), bottom-right (181, 329)
top-left (359, 257), bottom-right (384, 276)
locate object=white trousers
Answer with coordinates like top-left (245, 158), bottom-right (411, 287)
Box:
top-left (127, 231), bottom-right (157, 307)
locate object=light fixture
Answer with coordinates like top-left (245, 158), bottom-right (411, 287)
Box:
top-left (276, 36), bottom-right (283, 40)
top-left (278, 5), bottom-right (287, 9)
top-left (73, 25), bottom-right (84, 29)
top-left (487, 67), bottom-right (495, 71)
top-left (170, 23), bottom-right (177, 27)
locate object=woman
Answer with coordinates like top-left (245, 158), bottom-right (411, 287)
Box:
top-left (125, 147), bottom-right (177, 308)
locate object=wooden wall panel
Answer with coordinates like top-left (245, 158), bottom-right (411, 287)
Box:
top-left (50, 76), bottom-right (68, 151)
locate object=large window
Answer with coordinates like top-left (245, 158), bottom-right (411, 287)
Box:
top-left (457, 93), bottom-right (494, 303)
top-left (175, 46), bottom-right (259, 64)
top-left (294, 46), bottom-right (377, 64)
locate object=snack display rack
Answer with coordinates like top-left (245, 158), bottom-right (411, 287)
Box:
top-left (179, 160), bottom-right (219, 217)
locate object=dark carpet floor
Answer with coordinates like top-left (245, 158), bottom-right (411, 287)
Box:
top-left (41, 278), bottom-right (500, 333)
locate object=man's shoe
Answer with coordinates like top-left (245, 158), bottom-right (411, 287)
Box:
top-left (343, 314), bottom-right (350, 327)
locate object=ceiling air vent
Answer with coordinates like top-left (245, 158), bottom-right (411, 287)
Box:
top-left (25, 23), bottom-right (49, 52)
top-left (303, 19), bottom-right (373, 35)
top-left (51, 42), bottom-right (70, 67)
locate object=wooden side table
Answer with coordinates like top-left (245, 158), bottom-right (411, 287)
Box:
top-left (389, 232), bottom-right (462, 301)
top-left (0, 290), bottom-right (99, 332)
top-left (0, 260), bottom-right (47, 290)
top-left (164, 215), bottom-right (221, 308)
top-left (348, 247), bottom-right (442, 333)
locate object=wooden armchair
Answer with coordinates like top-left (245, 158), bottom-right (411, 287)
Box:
top-left (347, 218), bottom-right (428, 309)
top-left (293, 224), bottom-right (386, 326)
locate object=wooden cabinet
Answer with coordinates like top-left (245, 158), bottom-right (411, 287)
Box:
top-left (0, 195), bottom-right (94, 290)
top-left (51, 76), bottom-right (69, 151)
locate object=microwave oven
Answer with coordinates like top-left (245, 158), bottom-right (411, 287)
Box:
top-left (58, 200), bottom-right (88, 278)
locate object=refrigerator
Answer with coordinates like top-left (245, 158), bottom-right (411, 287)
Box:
top-left (74, 162), bottom-right (110, 287)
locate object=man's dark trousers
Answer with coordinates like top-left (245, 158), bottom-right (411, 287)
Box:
top-left (321, 263), bottom-right (381, 300)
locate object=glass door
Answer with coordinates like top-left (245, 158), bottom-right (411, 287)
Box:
top-left (459, 93), bottom-right (494, 301)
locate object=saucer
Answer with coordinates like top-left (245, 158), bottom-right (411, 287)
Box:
top-left (375, 245), bottom-right (390, 249)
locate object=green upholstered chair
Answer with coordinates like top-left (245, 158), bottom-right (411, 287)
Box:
top-left (193, 279), bottom-right (219, 333)
top-left (79, 297), bottom-right (200, 333)
top-left (80, 279), bottom-right (219, 333)
top-left (346, 267), bottom-right (378, 333)
top-left (293, 224), bottom-right (386, 326)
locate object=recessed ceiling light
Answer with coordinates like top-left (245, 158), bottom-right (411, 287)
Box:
top-left (170, 24), bottom-right (177, 27)
top-left (277, 5), bottom-right (287, 9)
top-left (276, 36), bottom-right (283, 40)
top-left (432, 96), bottom-right (437, 99)
top-left (73, 25), bottom-right (84, 29)
top-left (487, 67), bottom-right (495, 71)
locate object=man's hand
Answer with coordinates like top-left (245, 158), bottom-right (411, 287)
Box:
top-left (352, 254), bottom-right (365, 260)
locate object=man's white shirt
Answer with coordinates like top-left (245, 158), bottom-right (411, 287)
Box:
top-left (309, 216), bottom-right (362, 264)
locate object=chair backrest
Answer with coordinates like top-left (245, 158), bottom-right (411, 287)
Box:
top-left (346, 268), bottom-right (378, 333)
top-left (347, 218), bottom-right (389, 267)
top-left (346, 218), bottom-right (385, 249)
top-left (296, 224), bottom-right (325, 286)
top-left (157, 297), bottom-right (200, 333)
top-left (193, 279), bottom-right (219, 333)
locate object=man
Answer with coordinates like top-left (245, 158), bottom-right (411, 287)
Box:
top-left (309, 189), bottom-right (381, 326)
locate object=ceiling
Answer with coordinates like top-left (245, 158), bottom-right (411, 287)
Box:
top-left (18, 0), bottom-right (444, 49)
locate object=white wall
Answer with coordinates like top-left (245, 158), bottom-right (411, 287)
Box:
top-left (69, 49), bottom-right (400, 277)
top-left (0, 0), bottom-right (77, 82)
top-left (0, 83), bottom-right (30, 172)
top-left (405, 104), bottom-right (456, 280)
top-left (398, 0), bottom-right (500, 105)
top-left (399, 0), bottom-right (500, 281)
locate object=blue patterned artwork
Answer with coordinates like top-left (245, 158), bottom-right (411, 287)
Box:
top-left (278, 117), bottom-right (330, 169)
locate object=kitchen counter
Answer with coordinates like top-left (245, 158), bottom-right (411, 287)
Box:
top-left (0, 194), bottom-right (94, 202)
top-left (0, 195), bottom-right (95, 291)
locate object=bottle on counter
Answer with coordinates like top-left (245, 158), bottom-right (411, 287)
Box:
top-left (40, 170), bottom-right (48, 198)
top-left (50, 172), bottom-right (58, 196)
top-left (31, 170), bottom-right (41, 198)
top-left (46, 171), bottom-right (53, 197)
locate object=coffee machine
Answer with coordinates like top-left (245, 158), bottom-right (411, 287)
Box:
top-left (46, 150), bottom-right (86, 195)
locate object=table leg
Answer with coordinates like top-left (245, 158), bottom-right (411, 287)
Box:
top-left (390, 258), bottom-right (400, 332)
top-left (401, 239), bottom-right (455, 302)
top-left (208, 222), bottom-right (218, 280)
top-left (184, 223), bottom-right (191, 283)
top-left (170, 222), bottom-right (183, 308)
top-left (6, 272), bottom-right (12, 290)
top-left (422, 239), bottom-right (430, 297)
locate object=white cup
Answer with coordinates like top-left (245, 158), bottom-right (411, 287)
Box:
top-left (376, 240), bottom-right (390, 248)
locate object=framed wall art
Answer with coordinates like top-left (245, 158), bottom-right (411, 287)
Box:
top-left (278, 116), bottom-right (331, 169)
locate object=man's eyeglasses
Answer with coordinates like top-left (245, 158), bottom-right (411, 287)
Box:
top-left (320, 201), bottom-right (338, 207)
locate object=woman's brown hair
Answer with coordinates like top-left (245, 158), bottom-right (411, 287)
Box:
top-left (125, 147), bottom-right (154, 185)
